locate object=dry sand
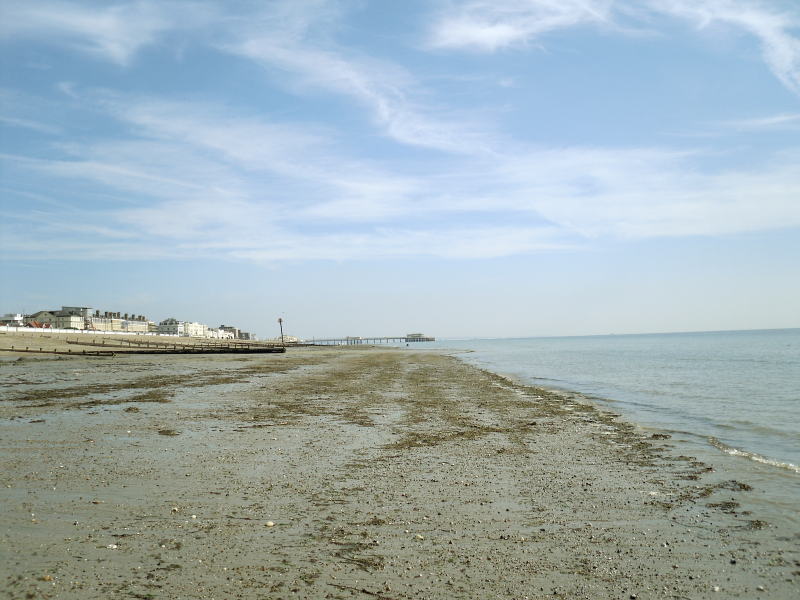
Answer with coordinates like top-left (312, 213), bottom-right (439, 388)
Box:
top-left (1, 345), bottom-right (798, 599)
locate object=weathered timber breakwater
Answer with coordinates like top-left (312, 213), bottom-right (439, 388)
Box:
top-left (0, 332), bottom-right (285, 356)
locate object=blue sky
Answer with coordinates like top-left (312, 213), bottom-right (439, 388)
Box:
top-left (1, 0), bottom-right (799, 338)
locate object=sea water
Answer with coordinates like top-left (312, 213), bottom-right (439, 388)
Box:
top-left (427, 329), bottom-right (800, 524)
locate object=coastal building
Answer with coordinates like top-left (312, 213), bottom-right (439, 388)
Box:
top-left (219, 325), bottom-right (256, 340)
top-left (158, 318), bottom-right (184, 336)
top-left (266, 335), bottom-right (300, 344)
top-left (55, 312), bottom-right (84, 329)
top-left (87, 310), bottom-right (150, 332)
top-left (0, 313), bottom-right (23, 326)
top-left (206, 328), bottom-right (235, 339)
top-left (183, 321), bottom-right (207, 338)
top-left (24, 310), bottom-right (57, 326)
top-left (8, 304), bottom-right (248, 338)
top-left (219, 325), bottom-right (240, 339)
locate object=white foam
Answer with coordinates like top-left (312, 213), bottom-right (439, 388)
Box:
top-left (708, 437), bottom-right (800, 474)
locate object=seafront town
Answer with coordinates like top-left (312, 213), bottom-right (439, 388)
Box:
top-left (0, 305), bottom-right (256, 340)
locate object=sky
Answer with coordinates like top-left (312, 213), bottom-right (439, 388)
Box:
top-left (1, 0), bottom-right (799, 339)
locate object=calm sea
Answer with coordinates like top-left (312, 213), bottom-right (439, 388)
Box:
top-left (427, 329), bottom-right (800, 523)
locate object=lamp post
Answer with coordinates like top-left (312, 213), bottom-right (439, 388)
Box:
top-left (278, 317), bottom-right (285, 347)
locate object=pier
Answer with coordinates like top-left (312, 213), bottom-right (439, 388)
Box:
top-left (307, 334), bottom-right (435, 346)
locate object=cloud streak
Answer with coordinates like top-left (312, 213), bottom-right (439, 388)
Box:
top-left (429, 0), bottom-right (616, 51)
top-left (429, 0), bottom-right (800, 97)
top-left (4, 95), bottom-right (800, 263)
top-left (2, 1), bottom-right (799, 264)
top-left (0, 0), bottom-right (215, 65)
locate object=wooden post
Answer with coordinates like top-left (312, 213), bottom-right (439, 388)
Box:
top-left (278, 318), bottom-right (285, 347)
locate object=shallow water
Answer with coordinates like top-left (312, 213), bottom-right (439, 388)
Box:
top-left (428, 329), bottom-right (800, 524)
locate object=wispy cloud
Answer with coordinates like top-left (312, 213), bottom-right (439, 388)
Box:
top-left (722, 112), bottom-right (800, 130)
top-left (0, 0), bottom-right (215, 65)
top-left (0, 116), bottom-right (61, 135)
top-left (429, 0), bottom-right (616, 51)
top-left (2, 1), bottom-right (799, 264)
top-left (495, 147), bottom-right (800, 238)
top-left (5, 100), bottom-right (800, 262)
top-left (218, 2), bottom-right (499, 155)
top-left (649, 0), bottom-right (800, 96)
top-left (429, 0), bottom-right (800, 97)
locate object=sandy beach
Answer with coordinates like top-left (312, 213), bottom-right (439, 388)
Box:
top-left (1, 345), bottom-right (798, 599)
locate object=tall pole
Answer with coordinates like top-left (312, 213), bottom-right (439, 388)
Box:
top-left (278, 317), bottom-right (285, 347)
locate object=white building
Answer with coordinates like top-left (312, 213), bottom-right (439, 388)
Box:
top-left (205, 328), bottom-right (235, 339)
top-left (183, 322), bottom-right (207, 338)
top-left (55, 313), bottom-right (84, 329)
top-left (0, 313), bottom-right (24, 326)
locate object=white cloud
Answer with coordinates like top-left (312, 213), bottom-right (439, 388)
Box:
top-left (648, 0), bottom-right (800, 96)
top-left (3, 2), bottom-right (800, 263)
top-left (722, 112), bottom-right (800, 129)
top-left (0, 116), bottom-right (61, 134)
top-left (227, 36), bottom-right (496, 155)
top-left (493, 146), bottom-right (800, 238)
top-left (7, 134), bottom-right (800, 262)
top-left (429, 0), bottom-right (800, 97)
top-left (429, 0), bottom-right (615, 51)
top-left (0, 1), bottom-right (215, 65)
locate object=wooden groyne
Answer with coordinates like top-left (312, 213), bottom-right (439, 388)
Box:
top-left (64, 339), bottom-right (282, 352)
top-left (1, 344), bottom-right (286, 356)
top-left (0, 346), bottom-right (116, 356)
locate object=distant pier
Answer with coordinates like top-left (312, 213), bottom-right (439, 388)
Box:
top-left (308, 334), bottom-right (434, 346)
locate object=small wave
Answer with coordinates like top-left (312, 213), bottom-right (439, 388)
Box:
top-left (708, 437), bottom-right (800, 474)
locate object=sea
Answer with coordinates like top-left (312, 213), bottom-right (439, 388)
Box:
top-left (425, 329), bottom-right (800, 526)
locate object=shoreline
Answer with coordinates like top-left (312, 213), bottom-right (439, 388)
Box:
top-left (1, 348), bottom-right (798, 598)
top-left (442, 336), bottom-right (800, 521)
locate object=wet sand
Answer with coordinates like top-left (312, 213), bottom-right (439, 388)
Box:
top-left (1, 348), bottom-right (798, 599)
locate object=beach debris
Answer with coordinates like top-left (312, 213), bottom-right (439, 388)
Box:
top-left (171, 506), bottom-right (179, 513)
top-left (712, 585), bottom-right (721, 592)
top-left (756, 586), bottom-right (765, 592)
top-left (191, 515), bottom-right (197, 519)
top-left (40, 574), bottom-right (54, 582)
top-left (266, 521), bottom-right (275, 527)
top-left (107, 544), bottom-right (118, 549)
top-left (415, 534), bottom-right (424, 540)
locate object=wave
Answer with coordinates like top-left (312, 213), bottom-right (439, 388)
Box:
top-left (708, 437), bottom-right (800, 474)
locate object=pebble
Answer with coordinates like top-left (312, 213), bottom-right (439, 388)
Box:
top-left (266, 521), bottom-right (275, 527)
